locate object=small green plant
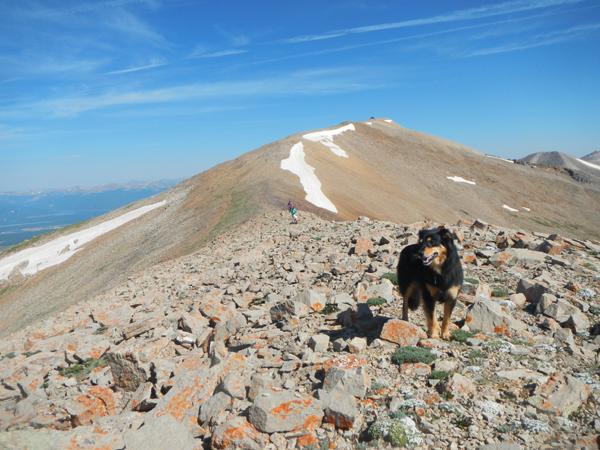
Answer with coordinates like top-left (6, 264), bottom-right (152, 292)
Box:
top-left (391, 346), bottom-right (436, 365)
top-left (442, 391), bottom-right (454, 400)
top-left (371, 381), bottom-right (388, 391)
top-left (430, 370), bottom-right (452, 380)
top-left (382, 272), bottom-right (398, 285)
top-left (59, 356), bottom-right (109, 380)
top-left (318, 304), bottom-right (340, 315)
top-left (368, 418), bottom-right (409, 447)
top-left (250, 295), bottom-right (267, 306)
top-left (318, 439), bottom-right (330, 450)
top-left (4, 352), bottom-right (16, 359)
top-left (41, 382), bottom-right (49, 389)
top-left (467, 350), bottom-right (488, 362)
top-left (454, 416), bottom-right (473, 428)
top-left (451, 329), bottom-right (474, 343)
top-left (60, 364), bottom-right (85, 377)
top-left (94, 326), bottom-right (109, 335)
top-left (23, 350), bottom-right (41, 358)
top-left (583, 262), bottom-right (598, 272)
top-left (491, 289), bottom-right (509, 297)
top-left (388, 410), bottom-right (407, 420)
top-left (464, 278), bottom-right (479, 284)
top-left (366, 297), bottom-right (387, 306)
top-left (496, 423), bottom-right (520, 434)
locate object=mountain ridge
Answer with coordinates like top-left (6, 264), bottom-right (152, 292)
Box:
top-left (0, 118), bottom-right (599, 337)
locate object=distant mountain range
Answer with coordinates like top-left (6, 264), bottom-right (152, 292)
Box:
top-left (0, 179), bottom-right (182, 248)
top-left (518, 151), bottom-right (600, 182)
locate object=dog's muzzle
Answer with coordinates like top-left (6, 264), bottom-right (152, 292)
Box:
top-left (420, 252), bottom-right (439, 266)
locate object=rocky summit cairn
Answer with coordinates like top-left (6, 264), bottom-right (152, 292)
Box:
top-left (0, 212), bottom-right (599, 449)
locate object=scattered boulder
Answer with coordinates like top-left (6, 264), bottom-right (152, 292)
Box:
top-left (248, 390), bottom-right (323, 434)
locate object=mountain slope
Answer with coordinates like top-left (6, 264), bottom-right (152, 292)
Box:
top-left (1, 118), bottom-right (599, 336)
top-left (582, 151), bottom-right (600, 165)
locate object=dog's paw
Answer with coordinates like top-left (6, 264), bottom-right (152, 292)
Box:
top-left (441, 329), bottom-right (452, 340)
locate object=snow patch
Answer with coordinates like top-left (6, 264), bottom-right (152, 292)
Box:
top-left (486, 155), bottom-right (514, 163)
top-left (302, 124), bottom-right (354, 157)
top-left (447, 176), bottom-right (476, 185)
top-left (522, 207), bottom-right (531, 211)
top-left (0, 201), bottom-right (166, 281)
top-left (577, 158), bottom-right (600, 171)
top-left (384, 119), bottom-right (393, 123)
top-left (280, 142), bottom-right (338, 213)
top-left (366, 122), bottom-right (372, 125)
top-left (503, 205), bottom-right (518, 212)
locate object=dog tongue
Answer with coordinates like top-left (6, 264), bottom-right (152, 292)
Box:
top-left (422, 253), bottom-right (437, 265)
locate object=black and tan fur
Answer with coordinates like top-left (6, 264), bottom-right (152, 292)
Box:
top-left (397, 228), bottom-right (463, 340)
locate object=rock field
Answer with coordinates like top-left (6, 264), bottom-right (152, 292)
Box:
top-left (0, 211), bottom-right (599, 450)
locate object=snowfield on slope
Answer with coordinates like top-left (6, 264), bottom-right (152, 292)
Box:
top-left (578, 158), bottom-right (600, 171)
top-left (281, 143), bottom-right (338, 213)
top-left (0, 201), bottom-right (166, 280)
top-left (302, 124), bottom-right (354, 157)
top-left (281, 124), bottom-right (356, 213)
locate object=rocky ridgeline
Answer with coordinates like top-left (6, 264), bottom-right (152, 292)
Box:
top-left (0, 212), bottom-right (599, 450)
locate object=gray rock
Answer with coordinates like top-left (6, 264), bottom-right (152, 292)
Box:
top-left (198, 391), bottom-right (232, 424)
top-left (126, 382), bottom-right (156, 412)
top-left (308, 334), bottom-right (330, 352)
top-left (295, 290), bottom-right (327, 311)
top-left (123, 413), bottom-right (197, 450)
top-left (347, 337), bottom-right (367, 353)
top-left (248, 373), bottom-right (276, 401)
top-left (332, 338), bottom-right (347, 352)
top-left (562, 312), bottom-right (590, 333)
top-left (320, 389), bottom-right (357, 429)
top-left (538, 296), bottom-right (579, 319)
top-left (248, 390), bottom-right (323, 433)
top-left (535, 293), bottom-right (557, 315)
top-left (323, 365), bottom-right (369, 398)
top-left (465, 299), bottom-right (526, 333)
top-left (490, 248), bottom-right (547, 268)
top-left (332, 293), bottom-right (355, 309)
top-left (553, 327), bottom-right (575, 346)
top-left (218, 371), bottom-right (247, 399)
top-left (269, 300), bottom-right (310, 321)
top-left (527, 372), bottom-right (591, 416)
top-left (106, 350), bottom-right (149, 392)
top-left (435, 360), bottom-right (458, 372)
top-left (516, 279), bottom-right (549, 303)
top-left (478, 444), bottom-right (522, 450)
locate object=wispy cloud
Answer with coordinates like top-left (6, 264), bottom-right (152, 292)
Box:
top-left (30, 67), bottom-right (385, 117)
top-left (0, 125), bottom-right (22, 141)
top-left (460, 22), bottom-right (600, 56)
top-left (281, 0), bottom-right (586, 43)
top-left (106, 60), bottom-right (167, 75)
top-left (187, 49), bottom-right (248, 59)
top-left (107, 10), bottom-right (172, 49)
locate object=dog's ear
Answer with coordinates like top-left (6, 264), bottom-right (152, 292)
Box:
top-left (440, 228), bottom-right (454, 241)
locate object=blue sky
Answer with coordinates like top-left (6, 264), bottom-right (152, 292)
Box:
top-left (1, 0), bottom-right (599, 191)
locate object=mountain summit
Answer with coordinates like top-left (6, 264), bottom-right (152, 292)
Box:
top-left (1, 118), bottom-right (599, 335)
